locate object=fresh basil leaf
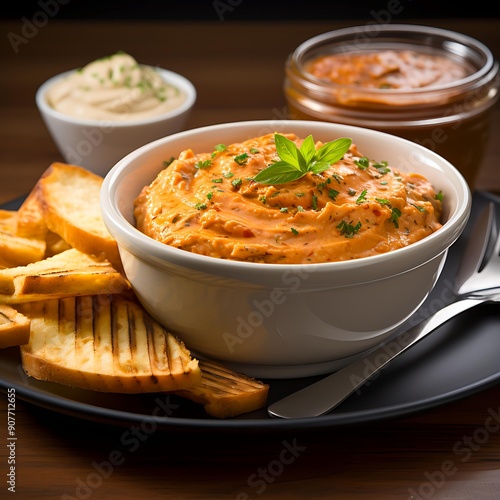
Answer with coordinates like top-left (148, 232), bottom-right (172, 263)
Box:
top-left (309, 161), bottom-right (332, 174)
top-left (299, 135), bottom-right (316, 165)
top-left (274, 134), bottom-right (305, 170)
top-left (316, 138), bottom-right (352, 165)
top-left (254, 161), bottom-right (307, 185)
top-left (254, 134), bottom-right (352, 186)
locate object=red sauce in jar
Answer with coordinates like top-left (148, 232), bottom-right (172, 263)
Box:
top-left (305, 50), bottom-right (473, 90)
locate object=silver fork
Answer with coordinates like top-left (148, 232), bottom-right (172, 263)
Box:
top-left (268, 202), bottom-right (500, 419)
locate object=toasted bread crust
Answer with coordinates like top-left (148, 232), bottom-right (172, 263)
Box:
top-left (0, 202), bottom-right (46, 267)
top-left (0, 248), bottom-right (129, 303)
top-left (15, 184), bottom-right (49, 241)
top-left (37, 163), bottom-right (121, 269)
top-left (0, 304), bottom-right (30, 348)
top-left (0, 231), bottom-right (46, 268)
top-left (175, 359), bottom-right (269, 418)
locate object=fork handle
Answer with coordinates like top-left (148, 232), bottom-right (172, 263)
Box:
top-left (268, 297), bottom-right (486, 419)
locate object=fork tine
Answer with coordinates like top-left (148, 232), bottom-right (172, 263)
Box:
top-left (482, 207), bottom-right (500, 268)
top-left (491, 214), bottom-right (500, 256)
top-left (454, 202), bottom-right (495, 294)
top-left (457, 201), bottom-right (500, 295)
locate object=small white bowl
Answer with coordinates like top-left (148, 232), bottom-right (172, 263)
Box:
top-left (36, 68), bottom-right (196, 177)
top-left (101, 120), bottom-right (471, 378)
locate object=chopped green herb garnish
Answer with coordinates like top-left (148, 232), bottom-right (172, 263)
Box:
top-left (389, 207), bottom-right (402, 228)
top-left (280, 207), bottom-right (288, 213)
top-left (231, 178), bottom-right (242, 188)
top-left (250, 148), bottom-right (260, 154)
top-left (376, 198), bottom-right (391, 206)
top-left (373, 161), bottom-right (390, 174)
top-left (297, 206), bottom-right (304, 212)
top-left (254, 134), bottom-right (352, 185)
top-left (291, 228), bottom-right (299, 235)
top-left (337, 220), bottom-right (362, 238)
top-left (212, 178), bottom-right (223, 183)
top-left (328, 188), bottom-right (339, 200)
top-left (195, 202), bottom-right (207, 210)
top-left (214, 144), bottom-right (227, 152)
top-left (312, 195), bottom-right (318, 210)
top-left (411, 203), bottom-right (426, 212)
top-left (355, 156), bottom-right (370, 170)
top-left (223, 172), bottom-right (234, 178)
top-left (195, 160), bottom-right (212, 169)
top-left (356, 190), bottom-right (367, 204)
top-left (163, 157), bottom-right (175, 167)
top-left (316, 178), bottom-right (331, 192)
top-left (435, 191), bottom-right (444, 201)
top-left (348, 188), bottom-right (356, 196)
top-left (234, 153), bottom-right (249, 165)
top-left (136, 80), bottom-right (151, 92)
top-left (331, 173), bottom-right (342, 184)
top-left (207, 192), bottom-right (213, 200)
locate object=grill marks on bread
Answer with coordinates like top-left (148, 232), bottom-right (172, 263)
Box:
top-left (19, 294), bottom-right (201, 393)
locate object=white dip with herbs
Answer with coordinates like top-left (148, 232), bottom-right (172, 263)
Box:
top-left (46, 52), bottom-right (186, 121)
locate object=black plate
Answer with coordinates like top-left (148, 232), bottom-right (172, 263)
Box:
top-left (1, 191), bottom-right (499, 432)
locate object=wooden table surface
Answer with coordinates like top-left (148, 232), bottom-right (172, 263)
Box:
top-left (1, 18), bottom-right (500, 500)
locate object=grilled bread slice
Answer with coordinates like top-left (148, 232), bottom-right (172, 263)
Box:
top-left (37, 162), bottom-right (121, 269)
top-left (15, 184), bottom-right (71, 258)
top-left (0, 304), bottom-right (30, 348)
top-left (19, 294), bottom-right (201, 393)
top-left (15, 184), bottom-right (48, 241)
top-left (0, 248), bottom-right (129, 303)
top-left (0, 230), bottom-right (46, 268)
top-left (0, 206), bottom-right (46, 268)
top-left (175, 359), bottom-right (269, 418)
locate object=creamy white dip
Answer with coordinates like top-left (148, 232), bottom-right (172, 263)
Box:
top-left (46, 52), bottom-right (187, 121)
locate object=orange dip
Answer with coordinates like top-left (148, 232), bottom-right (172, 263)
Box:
top-left (306, 50), bottom-right (472, 89)
top-left (134, 133), bottom-right (443, 264)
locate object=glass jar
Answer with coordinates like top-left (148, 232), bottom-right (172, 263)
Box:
top-left (284, 24), bottom-right (499, 188)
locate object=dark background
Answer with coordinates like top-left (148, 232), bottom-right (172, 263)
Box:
top-left (2, 0), bottom-right (500, 21)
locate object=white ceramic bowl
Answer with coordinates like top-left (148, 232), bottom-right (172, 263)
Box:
top-left (36, 68), bottom-right (196, 177)
top-left (101, 120), bottom-right (471, 378)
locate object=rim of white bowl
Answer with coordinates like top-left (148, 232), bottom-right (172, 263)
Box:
top-left (35, 67), bottom-right (197, 127)
top-left (100, 120), bottom-right (472, 285)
